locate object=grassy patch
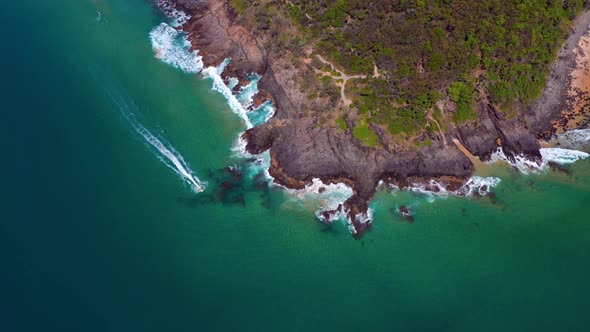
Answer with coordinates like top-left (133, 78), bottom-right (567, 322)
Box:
top-left (229, 0), bottom-right (248, 14)
top-left (336, 116), bottom-right (348, 131)
top-left (416, 138), bottom-right (433, 147)
top-left (432, 108), bottom-right (446, 130)
top-left (448, 82), bottom-right (477, 123)
top-left (353, 122), bottom-right (378, 147)
top-left (452, 103), bottom-right (477, 123)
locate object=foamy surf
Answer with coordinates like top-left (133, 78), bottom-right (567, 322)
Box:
top-left (287, 178), bottom-right (354, 211)
top-left (232, 135), bottom-right (272, 180)
top-left (201, 61), bottom-right (254, 129)
top-left (489, 147), bottom-right (589, 173)
top-left (282, 178), bottom-right (363, 233)
top-left (231, 133), bottom-right (356, 227)
top-left (149, 23), bottom-right (204, 73)
top-left (383, 176), bottom-right (502, 203)
top-left (236, 74), bottom-right (261, 107)
top-left (540, 147), bottom-right (589, 164)
top-left (149, 22), bottom-right (273, 130)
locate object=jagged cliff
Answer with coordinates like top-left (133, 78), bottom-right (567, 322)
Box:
top-left (164, 0), bottom-right (590, 236)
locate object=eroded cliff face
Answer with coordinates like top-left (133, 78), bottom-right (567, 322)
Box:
top-left (178, 0), bottom-right (266, 81)
top-left (165, 0), bottom-right (590, 237)
top-left (526, 11), bottom-right (590, 136)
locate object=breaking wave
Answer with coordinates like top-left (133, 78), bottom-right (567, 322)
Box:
top-left (540, 147), bottom-right (590, 164)
top-left (288, 178), bottom-right (354, 211)
top-left (490, 147), bottom-right (589, 173)
top-left (148, 13), bottom-right (275, 185)
top-left (201, 60), bottom-right (254, 129)
top-left (149, 23), bottom-right (204, 73)
top-left (201, 60), bottom-right (276, 129)
top-left (91, 67), bottom-right (205, 193)
top-left (383, 175), bottom-right (502, 203)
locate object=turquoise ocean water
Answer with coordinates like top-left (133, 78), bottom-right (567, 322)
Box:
top-left (2, 1), bottom-right (590, 331)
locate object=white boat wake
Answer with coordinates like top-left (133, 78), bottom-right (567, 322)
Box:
top-left (91, 67), bottom-right (205, 193)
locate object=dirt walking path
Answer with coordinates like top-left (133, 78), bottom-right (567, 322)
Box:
top-left (316, 55), bottom-right (367, 106)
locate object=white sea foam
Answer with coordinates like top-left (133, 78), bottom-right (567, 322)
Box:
top-left (101, 81), bottom-right (206, 193)
top-left (384, 176), bottom-right (502, 202)
top-left (149, 23), bottom-right (204, 73)
top-left (236, 75), bottom-right (260, 108)
top-left (285, 178), bottom-right (358, 232)
top-left (489, 148), bottom-right (540, 173)
top-left (230, 134), bottom-right (273, 184)
top-left (489, 147), bottom-right (589, 173)
top-left (407, 179), bottom-right (450, 202)
top-left (149, 24), bottom-right (271, 129)
top-left (540, 147), bottom-right (589, 165)
top-left (249, 101), bottom-right (275, 126)
top-left (287, 178), bottom-right (354, 212)
top-left (340, 208), bottom-right (374, 235)
top-left (202, 60), bottom-right (254, 129)
top-left (461, 176), bottom-right (502, 196)
top-left (227, 77), bottom-right (240, 91)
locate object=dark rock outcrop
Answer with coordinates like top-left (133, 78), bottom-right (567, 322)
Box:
top-left (177, 0), bottom-right (266, 81)
top-left (164, 0), bottom-right (590, 237)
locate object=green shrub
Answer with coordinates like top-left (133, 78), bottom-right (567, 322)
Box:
top-left (353, 122), bottom-right (378, 147)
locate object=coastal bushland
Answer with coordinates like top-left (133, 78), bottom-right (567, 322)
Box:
top-left (230, 0), bottom-right (588, 137)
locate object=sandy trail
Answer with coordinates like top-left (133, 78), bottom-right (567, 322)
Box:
top-left (427, 112), bottom-right (447, 147)
top-left (316, 55), bottom-right (367, 106)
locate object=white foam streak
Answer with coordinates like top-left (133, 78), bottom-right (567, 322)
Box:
top-left (105, 88), bottom-right (205, 193)
top-left (136, 125), bottom-right (205, 193)
top-left (384, 176), bottom-right (501, 202)
top-left (287, 178), bottom-right (354, 211)
top-left (489, 147), bottom-right (589, 173)
top-left (540, 147), bottom-right (589, 165)
top-left (489, 148), bottom-right (543, 173)
top-left (201, 65), bottom-right (253, 128)
top-left (462, 176), bottom-right (502, 196)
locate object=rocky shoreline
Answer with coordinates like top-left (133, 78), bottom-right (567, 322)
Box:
top-left (162, 0), bottom-right (590, 237)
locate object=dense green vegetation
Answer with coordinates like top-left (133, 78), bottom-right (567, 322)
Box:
top-left (232, 0), bottom-right (588, 135)
top-left (447, 81), bottom-right (476, 122)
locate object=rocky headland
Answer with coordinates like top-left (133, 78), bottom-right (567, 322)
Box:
top-left (162, 0), bottom-right (590, 236)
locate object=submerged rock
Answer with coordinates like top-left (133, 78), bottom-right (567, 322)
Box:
top-left (397, 205), bottom-right (415, 223)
